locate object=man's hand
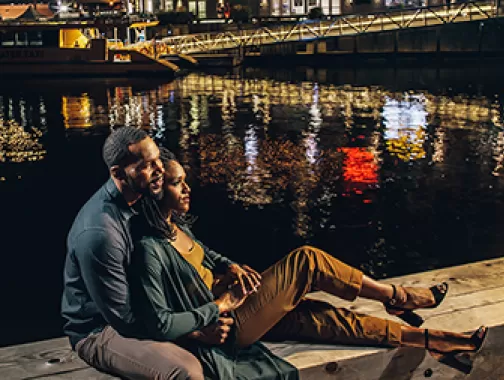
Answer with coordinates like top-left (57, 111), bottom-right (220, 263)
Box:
top-left (227, 264), bottom-right (262, 296)
top-left (190, 316), bottom-right (234, 345)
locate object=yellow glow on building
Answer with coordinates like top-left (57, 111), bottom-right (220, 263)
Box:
top-left (59, 29), bottom-right (91, 48)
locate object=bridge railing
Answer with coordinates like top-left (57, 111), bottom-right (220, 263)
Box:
top-left (155, 0), bottom-right (498, 54)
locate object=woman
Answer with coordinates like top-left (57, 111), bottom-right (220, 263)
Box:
top-left (130, 148), bottom-right (487, 379)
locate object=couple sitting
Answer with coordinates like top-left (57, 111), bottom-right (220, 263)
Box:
top-left (61, 127), bottom-right (487, 380)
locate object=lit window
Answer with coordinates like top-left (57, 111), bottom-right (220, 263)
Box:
top-left (1, 32), bottom-right (15, 46)
top-left (198, 0), bottom-right (206, 17)
top-left (165, 0), bottom-right (174, 10)
top-left (28, 31), bottom-right (43, 46)
top-left (189, 1), bottom-right (197, 14)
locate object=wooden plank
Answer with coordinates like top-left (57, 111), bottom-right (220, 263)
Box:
top-left (273, 324), bottom-right (504, 380)
top-left (1, 257), bottom-right (504, 379)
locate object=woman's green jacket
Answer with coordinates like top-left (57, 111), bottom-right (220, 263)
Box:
top-left (129, 226), bottom-right (298, 380)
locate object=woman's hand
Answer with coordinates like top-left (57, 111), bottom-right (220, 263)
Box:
top-left (227, 264), bottom-right (262, 296)
top-left (214, 284), bottom-right (249, 313)
top-left (190, 316), bottom-right (234, 345)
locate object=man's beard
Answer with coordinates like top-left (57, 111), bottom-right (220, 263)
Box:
top-left (125, 175), bottom-right (164, 200)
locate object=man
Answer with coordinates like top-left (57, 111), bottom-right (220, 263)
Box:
top-left (61, 127), bottom-right (204, 380)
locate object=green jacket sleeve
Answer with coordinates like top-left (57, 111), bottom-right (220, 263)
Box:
top-left (132, 239), bottom-right (220, 341)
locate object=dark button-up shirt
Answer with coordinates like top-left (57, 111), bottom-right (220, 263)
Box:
top-left (61, 179), bottom-right (138, 349)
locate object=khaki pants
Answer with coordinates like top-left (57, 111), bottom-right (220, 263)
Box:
top-left (76, 326), bottom-right (204, 380)
top-left (234, 246), bottom-right (402, 348)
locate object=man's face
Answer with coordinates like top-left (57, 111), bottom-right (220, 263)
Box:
top-left (122, 137), bottom-right (164, 198)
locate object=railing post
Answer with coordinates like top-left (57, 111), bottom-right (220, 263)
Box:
top-left (478, 19), bottom-right (484, 54)
top-left (394, 29), bottom-right (398, 55)
top-left (435, 25), bottom-right (441, 56)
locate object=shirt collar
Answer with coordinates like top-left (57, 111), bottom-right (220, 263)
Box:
top-left (104, 178), bottom-right (138, 219)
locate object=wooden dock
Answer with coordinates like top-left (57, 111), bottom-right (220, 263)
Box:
top-left (2, 257), bottom-right (504, 379)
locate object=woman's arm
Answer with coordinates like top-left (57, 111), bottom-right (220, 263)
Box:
top-left (132, 239), bottom-right (220, 341)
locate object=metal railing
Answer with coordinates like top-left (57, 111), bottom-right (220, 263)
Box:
top-left (152, 1), bottom-right (499, 54)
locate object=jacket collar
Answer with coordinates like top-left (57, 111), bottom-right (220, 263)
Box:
top-left (104, 178), bottom-right (138, 219)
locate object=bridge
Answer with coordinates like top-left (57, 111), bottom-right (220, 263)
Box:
top-left (148, 0), bottom-right (501, 55)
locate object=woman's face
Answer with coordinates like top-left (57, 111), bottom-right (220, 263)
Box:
top-left (161, 160), bottom-right (191, 215)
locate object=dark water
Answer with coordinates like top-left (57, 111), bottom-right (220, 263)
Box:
top-left (1, 64), bottom-right (504, 348)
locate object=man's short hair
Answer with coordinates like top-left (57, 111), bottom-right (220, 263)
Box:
top-left (102, 127), bottom-right (149, 169)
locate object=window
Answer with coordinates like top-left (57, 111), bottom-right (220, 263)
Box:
top-left (42, 30), bottom-right (59, 47)
top-left (308, 0), bottom-right (317, 6)
top-left (271, 0), bottom-right (280, 14)
top-left (294, 0), bottom-right (302, 6)
top-left (1, 32), bottom-right (15, 46)
top-left (15, 32), bottom-right (28, 46)
top-left (188, 0), bottom-right (197, 14)
top-left (164, 0), bottom-right (174, 10)
top-left (198, 0), bottom-right (206, 17)
top-left (28, 31), bottom-right (43, 46)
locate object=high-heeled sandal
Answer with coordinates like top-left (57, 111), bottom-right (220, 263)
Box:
top-left (426, 326), bottom-right (488, 375)
top-left (384, 282), bottom-right (449, 327)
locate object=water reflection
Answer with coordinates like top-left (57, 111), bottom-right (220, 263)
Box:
top-left (2, 73), bottom-right (504, 200)
top-left (383, 94), bottom-right (428, 162)
top-left (1, 72), bottom-right (504, 278)
top-left (0, 118), bottom-right (46, 165)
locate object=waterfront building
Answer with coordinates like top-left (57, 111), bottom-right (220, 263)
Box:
top-left (0, 4), bottom-right (54, 21)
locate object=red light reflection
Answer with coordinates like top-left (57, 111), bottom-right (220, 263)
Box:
top-left (340, 147), bottom-right (378, 196)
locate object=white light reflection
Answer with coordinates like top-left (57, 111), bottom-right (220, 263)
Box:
top-left (244, 126), bottom-right (258, 176)
top-left (383, 94), bottom-right (428, 161)
top-left (39, 97), bottom-right (47, 129)
top-left (19, 99), bottom-right (26, 127)
top-left (189, 95), bottom-right (200, 135)
top-left (8, 98), bottom-right (13, 120)
top-left (305, 83), bottom-right (322, 166)
top-left (492, 130), bottom-right (504, 176)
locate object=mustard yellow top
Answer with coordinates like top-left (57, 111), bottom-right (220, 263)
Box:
top-left (180, 241), bottom-right (214, 290)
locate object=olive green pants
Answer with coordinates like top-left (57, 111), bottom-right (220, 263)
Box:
top-left (234, 246), bottom-right (402, 348)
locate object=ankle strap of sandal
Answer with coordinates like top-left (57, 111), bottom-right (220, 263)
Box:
top-left (389, 284), bottom-right (397, 306)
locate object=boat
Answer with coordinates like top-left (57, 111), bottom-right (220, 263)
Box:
top-left (0, 18), bottom-right (182, 77)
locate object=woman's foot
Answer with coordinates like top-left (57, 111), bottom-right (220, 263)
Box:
top-left (385, 282), bottom-right (449, 314)
top-left (424, 326), bottom-right (488, 374)
top-left (425, 326), bottom-right (487, 354)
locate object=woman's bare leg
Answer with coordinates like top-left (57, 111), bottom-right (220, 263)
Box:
top-left (358, 276), bottom-right (394, 303)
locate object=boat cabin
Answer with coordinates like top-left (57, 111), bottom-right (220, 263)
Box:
top-left (0, 22), bottom-right (108, 62)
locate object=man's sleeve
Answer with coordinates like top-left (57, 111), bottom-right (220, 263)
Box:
top-left (133, 239), bottom-right (220, 341)
top-left (75, 228), bottom-right (137, 337)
